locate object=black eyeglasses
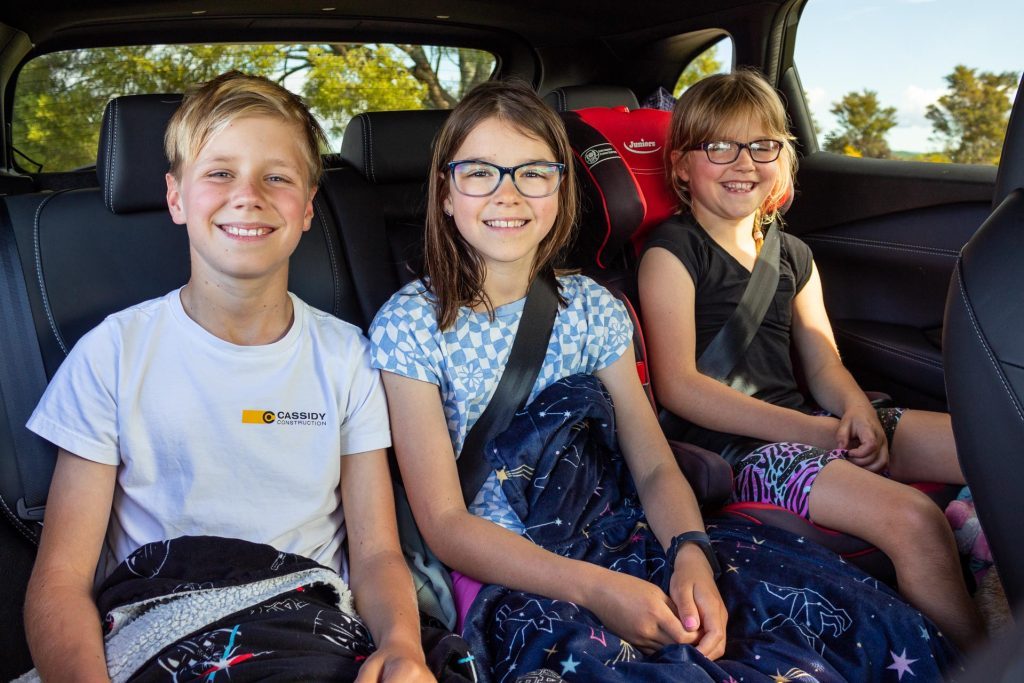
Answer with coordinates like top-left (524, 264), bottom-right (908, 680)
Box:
top-left (686, 139), bottom-right (784, 164)
top-left (447, 160), bottom-right (565, 198)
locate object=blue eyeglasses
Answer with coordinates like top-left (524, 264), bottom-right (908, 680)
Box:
top-left (447, 160), bottom-right (566, 198)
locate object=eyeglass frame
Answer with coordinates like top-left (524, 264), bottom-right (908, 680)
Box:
top-left (446, 159), bottom-right (566, 198)
top-left (684, 139), bottom-right (784, 165)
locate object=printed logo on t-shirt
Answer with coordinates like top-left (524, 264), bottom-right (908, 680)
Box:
top-left (241, 409), bottom-right (327, 426)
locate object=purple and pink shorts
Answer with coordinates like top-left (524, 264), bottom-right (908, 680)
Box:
top-left (730, 407), bottom-right (903, 519)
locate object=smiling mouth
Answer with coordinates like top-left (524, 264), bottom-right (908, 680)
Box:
top-left (722, 181), bottom-right (755, 192)
top-left (483, 219), bottom-right (528, 228)
top-left (220, 224), bottom-right (273, 237)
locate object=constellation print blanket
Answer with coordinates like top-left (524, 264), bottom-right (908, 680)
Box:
top-left (462, 374), bottom-right (963, 683)
top-left (16, 536), bottom-right (476, 683)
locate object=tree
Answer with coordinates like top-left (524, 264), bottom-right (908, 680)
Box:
top-left (823, 89), bottom-right (897, 159)
top-left (673, 43), bottom-right (724, 97)
top-left (925, 65), bottom-right (1018, 165)
top-left (13, 43), bottom-right (494, 172)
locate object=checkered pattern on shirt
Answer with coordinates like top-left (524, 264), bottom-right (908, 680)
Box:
top-left (369, 274), bottom-right (633, 533)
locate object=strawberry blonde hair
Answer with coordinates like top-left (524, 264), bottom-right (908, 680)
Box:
top-left (423, 79), bottom-right (577, 330)
top-left (666, 69), bottom-right (796, 233)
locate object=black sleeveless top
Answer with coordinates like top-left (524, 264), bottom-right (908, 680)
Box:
top-left (643, 214), bottom-right (815, 455)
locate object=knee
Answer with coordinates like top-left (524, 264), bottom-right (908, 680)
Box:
top-left (889, 488), bottom-right (953, 552)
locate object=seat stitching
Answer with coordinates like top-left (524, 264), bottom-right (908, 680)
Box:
top-left (802, 234), bottom-right (958, 257)
top-left (33, 192), bottom-right (70, 356)
top-left (313, 195), bottom-right (341, 316)
top-left (104, 99), bottom-right (116, 210)
top-left (109, 100), bottom-right (119, 213)
top-left (0, 496), bottom-right (36, 543)
top-left (835, 329), bottom-right (943, 368)
top-left (955, 265), bottom-right (1024, 423)
top-left (365, 115), bottom-right (376, 184)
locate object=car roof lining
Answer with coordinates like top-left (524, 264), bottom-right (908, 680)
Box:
top-left (1, 1), bottom-right (789, 91)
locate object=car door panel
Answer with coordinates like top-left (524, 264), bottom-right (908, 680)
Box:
top-left (785, 152), bottom-right (994, 409)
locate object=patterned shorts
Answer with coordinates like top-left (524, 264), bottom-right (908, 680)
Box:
top-left (731, 407), bottom-right (904, 519)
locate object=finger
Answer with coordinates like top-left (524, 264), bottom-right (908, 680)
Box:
top-left (695, 623), bottom-right (726, 660)
top-left (834, 421), bottom-right (851, 450)
top-left (656, 596), bottom-right (693, 645)
top-left (671, 584), bottom-right (702, 634)
top-left (692, 583), bottom-right (727, 659)
top-left (354, 653), bottom-right (383, 683)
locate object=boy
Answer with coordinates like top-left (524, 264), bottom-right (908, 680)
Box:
top-left (23, 72), bottom-right (432, 682)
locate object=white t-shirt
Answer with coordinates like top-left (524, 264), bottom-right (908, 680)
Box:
top-left (28, 288), bottom-right (390, 577)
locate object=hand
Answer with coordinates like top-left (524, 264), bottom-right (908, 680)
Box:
top-left (669, 543), bottom-right (727, 660)
top-left (836, 403), bottom-right (889, 473)
top-left (588, 568), bottom-right (695, 654)
top-left (354, 639), bottom-right (434, 683)
top-left (806, 414), bottom-right (843, 450)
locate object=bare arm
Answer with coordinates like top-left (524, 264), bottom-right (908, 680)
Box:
top-left (639, 247), bottom-right (839, 449)
top-left (341, 448), bottom-right (432, 683)
top-left (25, 450), bottom-right (116, 683)
top-left (381, 371), bottom-right (695, 652)
top-left (791, 266), bottom-right (886, 467)
top-left (594, 349), bottom-right (727, 658)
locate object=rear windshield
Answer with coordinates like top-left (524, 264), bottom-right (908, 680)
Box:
top-left (13, 43), bottom-right (496, 173)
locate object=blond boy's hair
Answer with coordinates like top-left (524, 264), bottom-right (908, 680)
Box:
top-left (165, 71), bottom-right (328, 185)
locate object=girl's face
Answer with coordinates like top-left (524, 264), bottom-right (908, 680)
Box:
top-left (443, 117), bottom-right (559, 279)
top-left (671, 115), bottom-right (781, 234)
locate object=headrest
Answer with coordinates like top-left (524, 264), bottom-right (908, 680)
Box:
top-left (340, 109), bottom-right (451, 184)
top-left (994, 73), bottom-right (1024, 207)
top-left (97, 94), bottom-right (182, 215)
top-left (544, 85), bottom-right (639, 112)
top-left (562, 107), bottom-right (677, 268)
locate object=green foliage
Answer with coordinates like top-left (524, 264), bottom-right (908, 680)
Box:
top-left (13, 43), bottom-right (495, 172)
top-left (302, 45), bottom-right (428, 138)
top-left (824, 90), bottom-right (897, 159)
top-left (925, 65), bottom-right (1018, 165)
top-left (673, 44), bottom-right (724, 97)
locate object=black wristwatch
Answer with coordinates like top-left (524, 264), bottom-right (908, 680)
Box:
top-left (668, 531), bottom-right (721, 579)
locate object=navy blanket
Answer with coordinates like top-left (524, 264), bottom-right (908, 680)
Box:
top-left (463, 374), bottom-right (963, 682)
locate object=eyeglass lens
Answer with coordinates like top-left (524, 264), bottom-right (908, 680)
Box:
top-left (451, 161), bottom-right (562, 197)
top-left (704, 140), bottom-right (781, 164)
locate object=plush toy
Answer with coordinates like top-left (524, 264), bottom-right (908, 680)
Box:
top-left (944, 487), bottom-right (993, 580)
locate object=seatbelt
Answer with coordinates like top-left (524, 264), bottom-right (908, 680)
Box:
top-left (0, 219), bottom-right (54, 531)
top-left (458, 274), bottom-right (559, 505)
top-left (697, 222), bottom-right (781, 383)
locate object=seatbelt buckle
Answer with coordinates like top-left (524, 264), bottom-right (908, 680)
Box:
top-left (16, 498), bottom-right (45, 522)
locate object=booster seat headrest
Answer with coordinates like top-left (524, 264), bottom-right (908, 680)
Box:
top-left (561, 106), bottom-right (677, 268)
top-left (98, 93), bottom-right (183, 215)
top-left (544, 85), bottom-right (640, 112)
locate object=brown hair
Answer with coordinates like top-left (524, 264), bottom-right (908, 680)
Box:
top-left (423, 79), bottom-right (578, 330)
top-left (165, 70), bottom-right (328, 187)
top-left (666, 69), bottom-right (796, 239)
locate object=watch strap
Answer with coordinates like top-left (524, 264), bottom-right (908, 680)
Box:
top-left (668, 530), bottom-right (721, 579)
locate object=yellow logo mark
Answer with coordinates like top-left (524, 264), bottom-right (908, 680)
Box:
top-left (242, 410), bottom-right (276, 424)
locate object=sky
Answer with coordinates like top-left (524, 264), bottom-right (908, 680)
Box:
top-left (794, 0), bottom-right (1022, 152)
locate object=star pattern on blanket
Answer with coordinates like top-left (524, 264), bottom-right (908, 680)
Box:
top-left (887, 648), bottom-right (918, 680)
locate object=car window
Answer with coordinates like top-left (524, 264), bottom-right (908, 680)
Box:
top-left (12, 43), bottom-right (495, 173)
top-left (674, 38), bottom-right (733, 97)
top-left (795, 0), bottom-right (1022, 164)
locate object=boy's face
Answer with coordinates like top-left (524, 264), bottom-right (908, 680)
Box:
top-left (165, 115), bottom-right (316, 285)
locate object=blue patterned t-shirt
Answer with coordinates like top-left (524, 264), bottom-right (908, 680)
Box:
top-left (369, 274), bottom-right (633, 533)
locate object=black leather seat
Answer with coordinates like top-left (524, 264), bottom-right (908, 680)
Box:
top-left (325, 109), bottom-right (451, 326)
top-left (943, 74), bottom-right (1024, 608)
